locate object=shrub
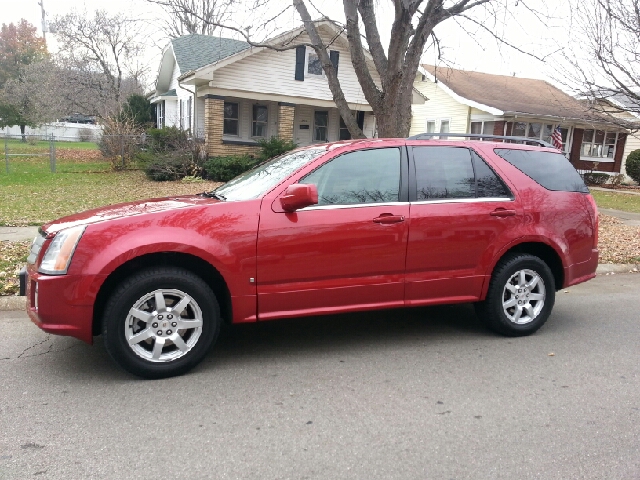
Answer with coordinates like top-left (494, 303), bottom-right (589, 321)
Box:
top-left (609, 173), bottom-right (625, 186)
top-left (144, 152), bottom-right (202, 181)
top-left (203, 155), bottom-right (260, 182)
top-left (98, 115), bottom-right (144, 170)
top-left (78, 128), bottom-right (94, 142)
top-left (626, 149), bottom-right (640, 183)
top-left (145, 127), bottom-right (189, 152)
top-left (582, 172), bottom-right (610, 185)
top-left (257, 136), bottom-right (296, 161)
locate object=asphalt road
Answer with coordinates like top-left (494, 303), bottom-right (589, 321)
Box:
top-left (1, 274), bottom-right (639, 480)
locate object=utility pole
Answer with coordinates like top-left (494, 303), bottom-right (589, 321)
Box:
top-left (38, 0), bottom-right (47, 43)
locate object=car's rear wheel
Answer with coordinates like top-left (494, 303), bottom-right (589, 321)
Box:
top-left (103, 267), bottom-right (220, 379)
top-left (475, 253), bottom-right (555, 336)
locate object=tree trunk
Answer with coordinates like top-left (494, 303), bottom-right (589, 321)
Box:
top-left (20, 124), bottom-right (26, 142)
top-left (373, 79), bottom-right (414, 138)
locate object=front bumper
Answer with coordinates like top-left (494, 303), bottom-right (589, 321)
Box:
top-left (25, 265), bottom-right (96, 344)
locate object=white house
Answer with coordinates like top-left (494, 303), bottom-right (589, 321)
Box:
top-left (152, 22), bottom-right (433, 157)
top-left (411, 65), bottom-right (633, 175)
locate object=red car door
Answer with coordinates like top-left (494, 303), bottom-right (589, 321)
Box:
top-left (405, 145), bottom-right (523, 306)
top-left (256, 146), bottom-right (410, 320)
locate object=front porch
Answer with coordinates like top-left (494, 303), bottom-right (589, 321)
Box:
top-left (201, 94), bottom-right (376, 158)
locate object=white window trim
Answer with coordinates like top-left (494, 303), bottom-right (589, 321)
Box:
top-left (313, 110), bottom-right (329, 143)
top-left (580, 130), bottom-right (618, 163)
top-left (469, 120), bottom-right (496, 139)
top-left (223, 101), bottom-right (240, 137)
top-left (426, 118), bottom-right (450, 139)
top-left (251, 104), bottom-right (269, 139)
top-left (306, 49), bottom-right (325, 78)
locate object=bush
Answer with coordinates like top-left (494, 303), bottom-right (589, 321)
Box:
top-left (609, 173), bottom-right (625, 186)
top-left (144, 152), bottom-right (202, 181)
top-left (78, 128), bottom-right (94, 142)
top-left (257, 136), bottom-right (296, 161)
top-left (582, 172), bottom-right (610, 186)
top-left (145, 127), bottom-right (190, 152)
top-left (203, 155), bottom-right (260, 182)
top-left (626, 149), bottom-right (640, 183)
top-left (98, 116), bottom-right (144, 170)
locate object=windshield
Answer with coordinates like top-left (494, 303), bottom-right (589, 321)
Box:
top-left (210, 146), bottom-right (327, 202)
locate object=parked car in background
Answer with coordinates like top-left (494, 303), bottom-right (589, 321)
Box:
top-left (23, 135), bottom-right (599, 378)
top-left (60, 113), bottom-right (97, 124)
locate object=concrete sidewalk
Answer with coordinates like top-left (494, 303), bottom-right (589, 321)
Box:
top-left (0, 226), bottom-right (39, 242)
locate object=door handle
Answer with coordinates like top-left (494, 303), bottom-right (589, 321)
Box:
top-left (373, 214), bottom-right (405, 224)
top-left (490, 208), bottom-right (516, 217)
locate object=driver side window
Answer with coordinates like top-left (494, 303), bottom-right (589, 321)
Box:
top-left (300, 148), bottom-right (401, 206)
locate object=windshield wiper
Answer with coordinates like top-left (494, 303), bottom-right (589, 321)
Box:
top-left (201, 191), bottom-right (226, 201)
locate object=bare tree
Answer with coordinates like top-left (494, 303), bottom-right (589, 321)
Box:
top-left (563, 0), bottom-right (640, 122)
top-left (167, 0), bottom-right (547, 138)
top-left (51, 10), bottom-right (148, 117)
top-left (0, 60), bottom-right (61, 139)
top-left (146, 0), bottom-right (233, 37)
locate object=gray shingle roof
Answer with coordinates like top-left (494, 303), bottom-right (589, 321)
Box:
top-left (171, 35), bottom-right (249, 73)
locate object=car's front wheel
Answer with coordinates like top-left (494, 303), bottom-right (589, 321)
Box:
top-left (475, 253), bottom-right (556, 336)
top-left (103, 267), bottom-right (220, 379)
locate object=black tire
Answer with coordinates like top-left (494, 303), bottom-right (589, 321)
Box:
top-left (475, 253), bottom-right (556, 337)
top-left (102, 267), bottom-right (220, 379)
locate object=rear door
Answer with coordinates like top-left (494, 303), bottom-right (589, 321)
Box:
top-left (256, 146), bottom-right (410, 319)
top-left (405, 145), bottom-right (523, 305)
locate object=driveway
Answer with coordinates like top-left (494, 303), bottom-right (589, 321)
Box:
top-left (1, 273), bottom-right (639, 479)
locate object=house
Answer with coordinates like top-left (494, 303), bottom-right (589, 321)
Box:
top-left (411, 65), bottom-right (631, 175)
top-left (588, 93), bottom-right (640, 178)
top-left (150, 35), bottom-right (249, 134)
top-left (155, 21), bottom-right (392, 157)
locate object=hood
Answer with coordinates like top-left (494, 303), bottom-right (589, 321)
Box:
top-left (41, 194), bottom-right (220, 236)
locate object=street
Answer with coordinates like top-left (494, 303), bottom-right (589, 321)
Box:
top-left (1, 273), bottom-right (639, 479)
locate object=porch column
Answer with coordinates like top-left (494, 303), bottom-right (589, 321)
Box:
top-left (204, 94), bottom-right (225, 157)
top-left (277, 102), bottom-right (295, 142)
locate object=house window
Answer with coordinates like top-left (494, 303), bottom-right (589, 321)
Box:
top-left (186, 97), bottom-right (192, 132)
top-left (252, 105), bottom-right (268, 137)
top-left (470, 121), bottom-right (495, 139)
top-left (426, 120), bottom-right (436, 133)
top-left (581, 129), bottom-right (617, 159)
top-left (223, 102), bottom-right (239, 136)
top-left (339, 116), bottom-right (351, 140)
top-left (157, 102), bottom-right (164, 128)
top-left (512, 121), bottom-right (556, 144)
top-left (439, 120), bottom-right (450, 140)
top-left (314, 111), bottom-right (329, 142)
top-left (308, 52), bottom-right (323, 76)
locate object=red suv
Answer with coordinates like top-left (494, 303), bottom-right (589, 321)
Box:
top-left (24, 137), bottom-right (599, 378)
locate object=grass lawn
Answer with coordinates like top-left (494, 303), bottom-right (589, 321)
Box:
top-left (3, 138), bottom-right (99, 150)
top-left (0, 165), bottom-right (221, 226)
top-left (591, 190), bottom-right (640, 213)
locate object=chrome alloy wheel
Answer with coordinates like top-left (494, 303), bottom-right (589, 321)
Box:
top-left (125, 289), bottom-right (203, 363)
top-left (501, 269), bottom-right (546, 325)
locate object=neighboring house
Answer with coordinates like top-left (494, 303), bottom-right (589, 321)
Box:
top-left (411, 65), bottom-right (631, 174)
top-left (589, 93), bottom-right (640, 178)
top-left (150, 35), bottom-right (249, 134)
top-left (155, 21), bottom-right (405, 157)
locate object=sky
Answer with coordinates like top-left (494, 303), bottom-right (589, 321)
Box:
top-left (0, 0), bottom-right (580, 90)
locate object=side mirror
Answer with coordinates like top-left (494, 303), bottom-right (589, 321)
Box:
top-left (279, 184), bottom-right (318, 212)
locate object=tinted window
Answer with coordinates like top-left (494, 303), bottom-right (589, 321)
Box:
top-left (301, 148), bottom-right (400, 206)
top-left (413, 147), bottom-right (475, 200)
top-left (494, 149), bottom-right (588, 193)
top-left (473, 152), bottom-right (511, 198)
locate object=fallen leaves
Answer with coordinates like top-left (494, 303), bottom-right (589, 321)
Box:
top-left (0, 241), bottom-right (29, 295)
top-left (598, 215), bottom-right (640, 264)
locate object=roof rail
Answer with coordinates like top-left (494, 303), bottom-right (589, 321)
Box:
top-left (407, 132), bottom-right (556, 149)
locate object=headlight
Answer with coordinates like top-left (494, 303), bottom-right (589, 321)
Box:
top-left (38, 225), bottom-right (86, 275)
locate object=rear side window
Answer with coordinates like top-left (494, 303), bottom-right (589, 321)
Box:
top-left (494, 149), bottom-right (589, 193)
top-left (412, 146), bottom-right (510, 200)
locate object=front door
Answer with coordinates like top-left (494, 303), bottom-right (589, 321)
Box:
top-left (257, 147), bottom-right (409, 319)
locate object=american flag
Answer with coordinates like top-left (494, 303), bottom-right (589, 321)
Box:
top-left (551, 127), bottom-right (563, 150)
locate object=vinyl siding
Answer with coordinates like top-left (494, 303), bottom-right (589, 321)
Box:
top-left (211, 28), bottom-right (377, 106)
top-left (410, 75), bottom-right (470, 136)
top-left (622, 132), bottom-right (640, 176)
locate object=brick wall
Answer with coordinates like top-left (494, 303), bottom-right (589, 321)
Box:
top-left (277, 104), bottom-right (295, 141)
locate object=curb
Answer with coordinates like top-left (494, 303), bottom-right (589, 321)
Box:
top-left (0, 296), bottom-right (25, 311)
top-left (1, 264), bottom-right (639, 312)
